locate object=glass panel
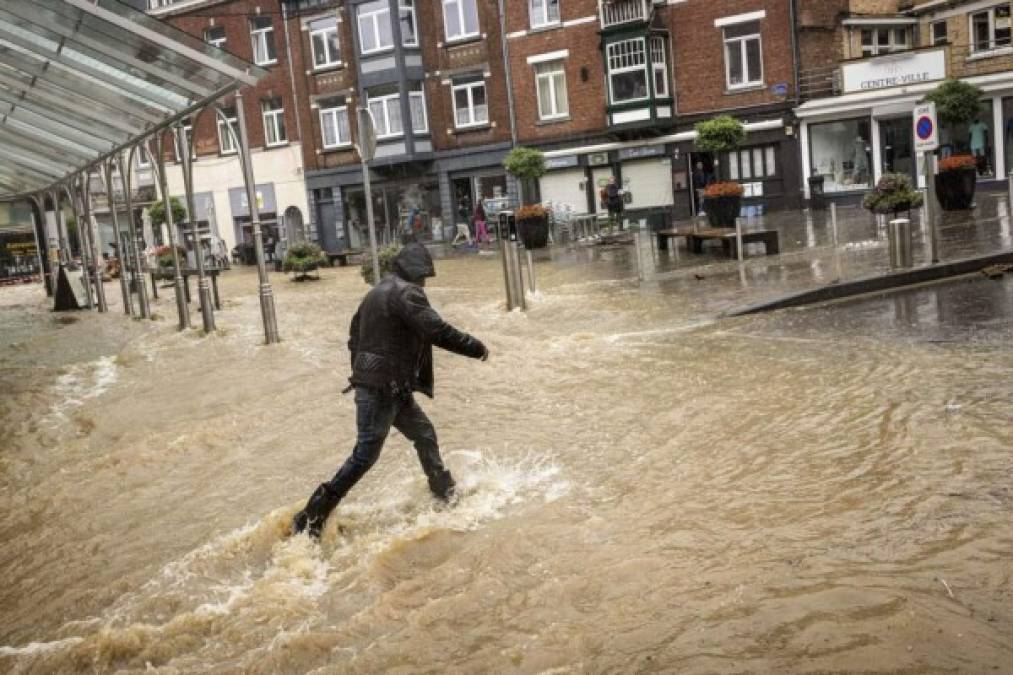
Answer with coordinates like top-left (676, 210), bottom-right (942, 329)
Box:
top-left (973, 12), bottom-right (990, 50)
top-left (401, 0), bottom-right (418, 46)
top-left (444, 0), bottom-right (462, 38)
top-left (765, 146), bottom-right (775, 175)
top-left (726, 43), bottom-right (743, 85)
top-left (454, 87), bottom-right (470, 124)
top-left (462, 0), bottom-right (479, 35)
top-left (879, 116), bottom-right (915, 180)
top-left (724, 21), bottom-right (759, 39)
top-left (321, 110), bottom-right (336, 147)
top-left (611, 70), bottom-right (648, 102)
top-left (727, 152), bottom-right (738, 180)
top-left (338, 108), bottom-right (350, 143)
top-left (745, 38), bottom-right (761, 83)
top-left (810, 118), bottom-right (872, 192)
top-left (386, 98), bottom-right (403, 134)
top-left (739, 150), bottom-right (751, 178)
top-left (368, 99), bottom-right (386, 135)
top-left (410, 93), bottom-right (426, 131)
top-left (377, 11), bottom-right (393, 47)
top-left (553, 73), bottom-right (567, 115)
top-left (472, 84), bottom-right (487, 122)
top-left (753, 148), bottom-right (764, 177)
top-left (537, 75), bottom-right (552, 118)
top-left (996, 6), bottom-right (1011, 47)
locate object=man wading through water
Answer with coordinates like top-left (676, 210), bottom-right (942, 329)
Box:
top-left (292, 243), bottom-right (489, 539)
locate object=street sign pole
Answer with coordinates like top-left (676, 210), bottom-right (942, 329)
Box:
top-left (914, 102), bottom-right (940, 263)
top-left (356, 108), bottom-right (381, 282)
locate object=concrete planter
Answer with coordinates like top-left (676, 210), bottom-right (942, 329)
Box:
top-left (934, 168), bottom-right (977, 211)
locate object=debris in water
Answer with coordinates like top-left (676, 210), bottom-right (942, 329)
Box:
top-left (936, 576), bottom-right (955, 599)
top-left (945, 400), bottom-right (962, 413)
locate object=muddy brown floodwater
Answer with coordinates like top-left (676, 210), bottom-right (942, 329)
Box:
top-left (1, 254), bottom-right (1011, 674)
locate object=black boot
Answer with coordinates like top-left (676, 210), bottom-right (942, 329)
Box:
top-left (291, 483), bottom-right (342, 539)
top-left (428, 470), bottom-right (457, 502)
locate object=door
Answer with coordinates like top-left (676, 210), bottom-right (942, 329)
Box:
top-left (591, 167), bottom-right (615, 214)
top-left (879, 117), bottom-right (915, 182)
top-left (284, 206), bottom-right (304, 245)
top-left (540, 169), bottom-right (588, 213)
top-left (622, 159), bottom-right (675, 210)
top-left (316, 196), bottom-right (340, 252)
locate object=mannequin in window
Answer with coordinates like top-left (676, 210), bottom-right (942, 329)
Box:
top-left (852, 137), bottom-right (869, 185)
top-left (968, 117), bottom-right (989, 175)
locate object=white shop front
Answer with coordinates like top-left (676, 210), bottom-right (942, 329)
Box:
top-left (797, 47), bottom-right (1013, 200)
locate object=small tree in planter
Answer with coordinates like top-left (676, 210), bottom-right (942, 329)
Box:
top-left (360, 242), bottom-right (402, 285)
top-left (283, 242), bottom-right (328, 281)
top-left (863, 173), bottom-right (923, 219)
top-left (148, 197), bottom-right (187, 233)
top-left (923, 79), bottom-right (984, 210)
top-left (503, 146), bottom-right (550, 249)
top-left (695, 115), bottom-right (746, 227)
top-left (152, 244), bottom-right (186, 280)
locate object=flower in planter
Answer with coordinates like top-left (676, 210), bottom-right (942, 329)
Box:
top-left (862, 173), bottom-right (923, 216)
top-left (515, 204), bottom-right (548, 221)
top-left (937, 154), bottom-right (977, 172)
top-left (703, 181), bottom-right (745, 199)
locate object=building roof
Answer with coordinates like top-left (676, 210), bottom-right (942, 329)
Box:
top-left (0, 0), bottom-right (267, 201)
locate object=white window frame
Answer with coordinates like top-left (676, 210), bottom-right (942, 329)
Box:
top-left (860, 27), bottom-right (909, 56)
top-left (262, 100), bottom-right (287, 148)
top-left (358, 1), bottom-right (393, 55)
top-left (250, 17), bottom-right (277, 66)
top-left (217, 109), bottom-right (238, 155)
top-left (409, 88), bottom-right (428, 133)
top-left (530, 0), bottom-right (560, 29)
top-left (535, 61), bottom-right (568, 120)
top-left (443, 0), bottom-right (480, 42)
top-left (650, 36), bottom-right (669, 98)
top-left (723, 23), bottom-right (763, 89)
top-left (205, 26), bottom-right (226, 50)
top-left (174, 122), bottom-right (194, 162)
top-left (135, 146), bottom-right (151, 168)
top-left (368, 92), bottom-right (404, 138)
top-left (319, 104), bottom-right (351, 149)
top-left (931, 20), bottom-right (947, 46)
top-left (309, 18), bottom-right (341, 69)
top-left (400, 0), bottom-right (419, 47)
top-left (606, 38), bottom-right (649, 105)
top-left (451, 80), bottom-right (488, 128)
top-left (969, 5), bottom-right (1012, 53)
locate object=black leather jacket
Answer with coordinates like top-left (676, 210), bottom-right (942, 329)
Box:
top-left (348, 243), bottom-right (486, 397)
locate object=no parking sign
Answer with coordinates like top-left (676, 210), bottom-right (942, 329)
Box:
top-left (913, 102), bottom-right (938, 152)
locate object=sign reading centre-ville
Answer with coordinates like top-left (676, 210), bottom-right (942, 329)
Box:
top-left (841, 48), bottom-right (946, 94)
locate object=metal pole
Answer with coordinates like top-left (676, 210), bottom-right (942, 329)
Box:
top-left (80, 174), bottom-right (108, 312)
top-left (361, 158), bottom-right (381, 282)
top-left (27, 197), bottom-right (51, 295)
top-left (235, 90), bottom-right (280, 344)
top-left (183, 110), bottom-right (214, 333)
top-left (1008, 170), bottom-right (1013, 221)
top-left (68, 183), bottom-right (94, 309)
top-left (924, 151), bottom-right (939, 263)
top-left (51, 189), bottom-right (70, 266)
top-left (104, 162), bottom-right (133, 317)
top-left (118, 149), bottom-right (150, 320)
top-left (154, 132), bottom-right (191, 330)
top-left (497, 213), bottom-right (515, 309)
top-left (830, 201), bottom-right (843, 281)
top-left (525, 249), bottom-right (536, 294)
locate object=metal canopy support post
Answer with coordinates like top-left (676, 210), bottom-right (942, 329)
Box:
top-left (234, 91), bottom-right (279, 344)
top-left (183, 108), bottom-right (214, 334)
top-left (104, 161), bottom-right (133, 318)
top-left (153, 132), bottom-right (190, 330)
top-left (118, 148), bottom-right (150, 320)
top-left (79, 173), bottom-right (107, 312)
top-left (66, 183), bottom-right (94, 309)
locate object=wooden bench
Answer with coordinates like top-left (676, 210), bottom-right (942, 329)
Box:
top-left (655, 227), bottom-right (697, 251)
top-left (685, 227), bottom-right (779, 257)
top-left (326, 250), bottom-right (361, 267)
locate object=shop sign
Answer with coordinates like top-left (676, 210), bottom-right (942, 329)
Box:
top-left (770, 83), bottom-right (788, 96)
top-left (842, 48), bottom-right (946, 93)
top-left (229, 184), bottom-right (276, 218)
top-left (587, 152), bottom-right (610, 166)
top-left (544, 155), bottom-right (579, 170)
top-left (617, 145), bottom-right (665, 160)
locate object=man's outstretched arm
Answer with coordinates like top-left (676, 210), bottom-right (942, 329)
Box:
top-left (399, 285), bottom-right (487, 359)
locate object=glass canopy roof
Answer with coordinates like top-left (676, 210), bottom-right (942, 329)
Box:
top-left (0, 0), bottom-right (268, 200)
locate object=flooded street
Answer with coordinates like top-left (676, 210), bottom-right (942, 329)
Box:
top-left (1, 256), bottom-right (1011, 674)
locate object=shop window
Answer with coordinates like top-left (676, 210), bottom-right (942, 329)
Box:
top-left (451, 79), bottom-right (488, 128)
top-left (250, 17), bottom-right (277, 65)
top-left (409, 86), bottom-right (428, 133)
top-left (309, 17), bottom-right (340, 68)
top-left (400, 0), bottom-right (419, 47)
top-left (939, 99), bottom-right (995, 178)
top-left (367, 91), bottom-right (403, 138)
top-left (205, 26), bottom-right (226, 50)
top-left (931, 20), bottom-right (947, 46)
top-left (651, 37), bottom-right (669, 98)
top-left (723, 21), bottom-right (762, 88)
top-left (860, 27), bottom-right (909, 56)
top-left (319, 101), bottom-right (351, 148)
top-left (607, 38), bottom-right (649, 103)
top-left (530, 0), bottom-right (560, 28)
top-left (443, 0), bottom-right (480, 42)
top-left (970, 5), bottom-right (1011, 53)
top-left (725, 146), bottom-right (776, 181)
top-left (808, 118), bottom-right (872, 192)
top-left (358, 0), bottom-right (393, 54)
top-left (217, 107), bottom-right (238, 155)
top-left (262, 99), bottom-right (287, 147)
top-left (535, 61), bottom-right (568, 120)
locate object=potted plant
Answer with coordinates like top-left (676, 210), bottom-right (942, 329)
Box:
top-left (152, 244), bottom-right (186, 280)
top-left (922, 79), bottom-right (984, 210)
top-left (148, 197), bottom-right (186, 235)
top-left (694, 115), bottom-right (746, 227)
top-left (360, 242), bottom-right (402, 285)
top-left (862, 173), bottom-right (924, 218)
top-left (503, 146), bottom-right (550, 249)
top-left (282, 242), bottom-right (327, 281)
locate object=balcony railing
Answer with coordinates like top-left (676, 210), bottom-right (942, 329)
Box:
top-left (599, 0), bottom-right (651, 29)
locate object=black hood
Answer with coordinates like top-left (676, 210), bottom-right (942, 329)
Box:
top-left (393, 243), bottom-right (436, 282)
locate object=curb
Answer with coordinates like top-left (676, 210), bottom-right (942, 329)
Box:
top-left (725, 250), bottom-right (1013, 316)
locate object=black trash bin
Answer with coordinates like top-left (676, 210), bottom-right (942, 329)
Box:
top-left (808, 175), bottom-right (826, 211)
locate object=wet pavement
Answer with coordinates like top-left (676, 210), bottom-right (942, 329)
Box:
top-left (1, 203), bottom-right (1012, 673)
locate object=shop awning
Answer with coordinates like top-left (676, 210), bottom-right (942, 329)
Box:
top-left (0, 0), bottom-right (267, 201)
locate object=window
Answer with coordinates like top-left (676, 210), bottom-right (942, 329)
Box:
top-left (808, 118), bottom-right (872, 193)
top-left (451, 79), bottom-right (488, 127)
top-left (400, 0), bottom-right (418, 47)
top-left (726, 146), bottom-right (776, 180)
top-left (205, 26), bottom-right (226, 49)
top-left (530, 0), bottom-right (560, 28)
top-left (217, 107), bottom-right (238, 155)
top-left (651, 36), bottom-right (669, 98)
top-left (607, 38), bottom-right (648, 103)
top-left (860, 27), bottom-right (909, 56)
top-left (319, 102), bottom-right (351, 148)
top-left (931, 20), bottom-right (947, 46)
top-left (358, 0), bottom-right (393, 54)
top-left (535, 61), bottom-right (568, 120)
top-left (250, 17), bottom-right (277, 65)
top-left (174, 120), bottom-right (194, 161)
top-left (723, 21), bottom-right (762, 88)
top-left (309, 17), bottom-right (340, 68)
top-left (970, 6), bottom-right (1012, 53)
top-left (443, 0), bottom-right (480, 42)
top-left (262, 99), bottom-right (287, 147)
top-left (368, 92), bottom-right (403, 138)
top-left (409, 86), bottom-right (428, 133)
top-left (135, 147), bottom-right (151, 168)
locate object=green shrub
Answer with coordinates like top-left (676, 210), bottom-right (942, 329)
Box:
top-left (922, 79), bottom-right (984, 128)
top-left (149, 197), bottom-right (186, 229)
top-left (862, 173), bottom-right (924, 215)
top-left (282, 242), bottom-right (327, 274)
top-left (694, 115), bottom-right (745, 154)
top-left (360, 243), bottom-right (402, 285)
top-left (503, 147), bottom-right (546, 180)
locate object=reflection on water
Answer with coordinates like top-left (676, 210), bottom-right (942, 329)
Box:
top-left (1, 262), bottom-right (1011, 674)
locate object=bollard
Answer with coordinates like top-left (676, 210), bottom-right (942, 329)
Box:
top-left (888, 218), bottom-right (913, 268)
top-left (498, 211), bottom-right (526, 310)
top-left (1008, 170), bottom-right (1013, 214)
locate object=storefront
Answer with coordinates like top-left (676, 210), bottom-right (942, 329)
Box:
top-left (797, 46), bottom-right (1013, 202)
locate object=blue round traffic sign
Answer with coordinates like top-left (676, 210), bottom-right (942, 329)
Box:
top-left (916, 116), bottom-right (934, 140)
